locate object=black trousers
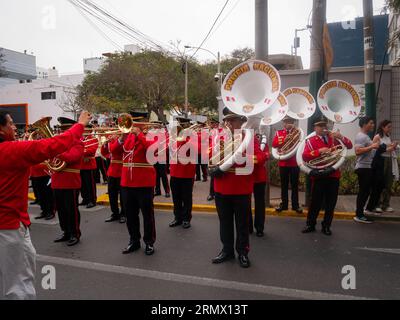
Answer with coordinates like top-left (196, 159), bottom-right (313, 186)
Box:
top-left (170, 177), bottom-right (194, 222)
top-left (80, 169), bottom-right (97, 204)
top-left (279, 167), bottom-right (300, 209)
top-left (306, 178), bottom-right (340, 228)
top-left (54, 189), bottom-right (81, 238)
top-left (356, 168), bottom-right (385, 216)
top-left (94, 157), bottom-right (108, 184)
top-left (108, 177), bottom-right (124, 217)
top-left (154, 163), bottom-right (170, 194)
top-left (209, 177), bottom-right (215, 197)
top-left (121, 187), bottom-right (156, 246)
top-left (31, 176), bottom-right (54, 215)
top-left (196, 155), bottom-right (208, 181)
top-left (249, 183), bottom-right (266, 232)
top-left (215, 193), bottom-right (251, 256)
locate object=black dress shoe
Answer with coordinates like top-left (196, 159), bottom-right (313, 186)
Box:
top-left (45, 214), bottom-right (55, 220)
top-left (165, 193), bottom-right (171, 198)
top-left (256, 231), bottom-right (264, 238)
top-left (212, 251), bottom-right (235, 264)
top-left (145, 244), bottom-right (155, 256)
top-left (79, 201), bottom-right (88, 206)
top-left (302, 226), bottom-right (316, 234)
top-left (35, 213), bottom-right (46, 220)
top-left (30, 201), bottom-right (39, 205)
top-left (54, 234), bottom-right (70, 243)
top-left (122, 242), bottom-right (141, 254)
top-left (238, 255), bottom-right (251, 268)
top-left (169, 220), bottom-right (182, 228)
top-left (249, 227), bottom-right (254, 235)
top-left (293, 208), bottom-right (303, 214)
top-left (182, 221), bottom-right (191, 229)
top-left (154, 192), bottom-right (162, 197)
top-left (119, 216), bottom-right (127, 224)
top-left (322, 226), bottom-right (332, 236)
top-left (105, 215), bottom-right (119, 223)
top-left (207, 195), bottom-right (215, 202)
top-left (202, 178), bottom-right (208, 182)
top-left (67, 236), bottom-right (80, 246)
top-left (275, 205), bottom-right (288, 213)
top-left (86, 202), bottom-right (96, 209)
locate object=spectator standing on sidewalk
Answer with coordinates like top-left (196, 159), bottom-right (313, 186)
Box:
top-left (375, 120), bottom-right (399, 213)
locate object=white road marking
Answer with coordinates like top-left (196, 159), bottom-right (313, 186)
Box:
top-left (37, 254), bottom-right (376, 300)
top-left (358, 248), bottom-right (400, 255)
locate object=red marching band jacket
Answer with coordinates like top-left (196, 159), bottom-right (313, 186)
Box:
top-left (101, 138), bottom-right (123, 178)
top-left (30, 163), bottom-right (49, 178)
top-left (117, 132), bottom-right (157, 188)
top-left (213, 131), bottom-right (263, 196)
top-left (51, 140), bottom-right (84, 190)
top-left (253, 136), bottom-right (269, 184)
top-left (80, 134), bottom-right (98, 170)
top-left (169, 136), bottom-right (197, 179)
top-left (302, 134), bottom-right (353, 179)
top-left (0, 123), bottom-right (84, 230)
top-left (272, 129), bottom-right (298, 167)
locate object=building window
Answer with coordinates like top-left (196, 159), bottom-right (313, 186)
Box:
top-left (41, 91), bottom-right (56, 100)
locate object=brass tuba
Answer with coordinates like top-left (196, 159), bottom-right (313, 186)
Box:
top-left (29, 117), bottom-right (67, 172)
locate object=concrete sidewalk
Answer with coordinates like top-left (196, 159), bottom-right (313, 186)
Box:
top-left (93, 180), bottom-right (400, 221)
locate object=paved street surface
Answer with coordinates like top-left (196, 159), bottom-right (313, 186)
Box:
top-left (11, 204), bottom-right (400, 300)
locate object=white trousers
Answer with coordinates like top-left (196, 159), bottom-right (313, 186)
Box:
top-left (0, 224), bottom-right (36, 300)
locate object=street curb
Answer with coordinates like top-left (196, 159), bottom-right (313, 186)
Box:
top-left (28, 193), bottom-right (400, 222)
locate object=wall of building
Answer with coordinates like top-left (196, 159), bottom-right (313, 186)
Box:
top-left (0, 74), bottom-right (84, 127)
top-left (0, 48), bottom-right (37, 86)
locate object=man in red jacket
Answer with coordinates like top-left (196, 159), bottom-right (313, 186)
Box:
top-left (272, 116), bottom-right (302, 213)
top-left (51, 139), bottom-right (84, 246)
top-left (101, 136), bottom-right (126, 223)
top-left (249, 135), bottom-right (269, 237)
top-left (118, 112), bottom-right (157, 256)
top-left (30, 163), bottom-right (55, 220)
top-left (301, 120), bottom-right (353, 236)
top-left (0, 110), bottom-right (90, 300)
top-left (210, 110), bottom-right (258, 269)
top-left (80, 129), bottom-right (98, 209)
top-left (169, 117), bottom-right (197, 229)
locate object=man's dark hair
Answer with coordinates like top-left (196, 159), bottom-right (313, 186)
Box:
top-left (359, 116), bottom-right (374, 128)
top-left (0, 111), bottom-right (9, 126)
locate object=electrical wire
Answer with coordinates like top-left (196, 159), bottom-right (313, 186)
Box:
top-left (190, 0), bottom-right (230, 59)
top-left (208, 0), bottom-right (241, 39)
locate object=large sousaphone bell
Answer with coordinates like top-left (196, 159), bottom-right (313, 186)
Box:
top-left (296, 80), bottom-right (361, 175)
top-left (212, 60), bottom-right (281, 172)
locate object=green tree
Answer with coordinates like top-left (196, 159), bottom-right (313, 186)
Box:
top-left (77, 51), bottom-right (218, 120)
top-left (386, 0), bottom-right (400, 11)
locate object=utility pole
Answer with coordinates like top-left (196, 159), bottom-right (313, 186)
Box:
top-left (255, 0), bottom-right (270, 206)
top-left (184, 58), bottom-right (189, 116)
top-left (363, 0), bottom-right (376, 126)
top-left (306, 0), bottom-right (327, 206)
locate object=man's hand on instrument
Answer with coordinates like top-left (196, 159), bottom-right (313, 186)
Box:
top-left (331, 130), bottom-right (343, 140)
top-left (209, 166), bottom-right (224, 178)
top-left (78, 111), bottom-right (92, 127)
top-left (319, 147), bottom-right (330, 155)
top-left (131, 127), bottom-right (141, 136)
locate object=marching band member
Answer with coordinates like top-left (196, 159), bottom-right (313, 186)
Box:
top-left (102, 135), bottom-right (126, 224)
top-left (30, 162), bottom-right (55, 220)
top-left (118, 112), bottom-right (157, 256)
top-left (0, 110), bottom-right (90, 300)
top-left (207, 117), bottom-right (220, 202)
top-left (301, 120), bottom-right (353, 236)
top-left (154, 121), bottom-right (171, 198)
top-left (196, 120), bottom-right (208, 182)
top-left (169, 117), bottom-right (196, 229)
top-left (210, 109), bottom-right (260, 269)
top-left (51, 139), bottom-right (84, 246)
top-left (80, 126), bottom-right (98, 209)
top-left (249, 135), bottom-right (269, 237)
top-left (272, 116), bottom-right (302, 214)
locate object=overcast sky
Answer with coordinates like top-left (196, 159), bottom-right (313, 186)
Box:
top-left (0, 0), bottom-right (387, 74)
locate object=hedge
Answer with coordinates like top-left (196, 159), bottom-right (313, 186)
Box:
top-left (269, 156), bottom-right (400, 196)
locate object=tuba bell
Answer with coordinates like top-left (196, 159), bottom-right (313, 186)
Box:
top-left (296, 80), bottom-right (361, 175)
top-left (29, 117), bottom-right (67, 172)
top-left (213, 59), bottom-right (281, 172)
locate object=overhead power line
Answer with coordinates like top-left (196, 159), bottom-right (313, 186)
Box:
top-left (190, 0), bottom-right (230, 59)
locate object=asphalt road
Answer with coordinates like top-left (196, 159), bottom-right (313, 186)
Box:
top-left (14, 205), bottom-right (400, 300)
